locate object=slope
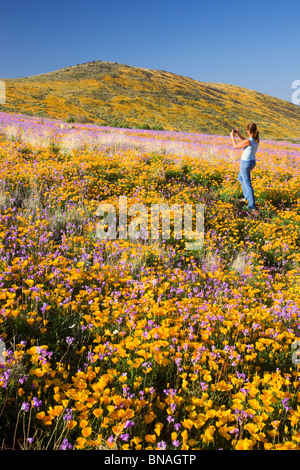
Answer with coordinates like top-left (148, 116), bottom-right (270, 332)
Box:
top-left (1, 61), bottom-right (299, 140)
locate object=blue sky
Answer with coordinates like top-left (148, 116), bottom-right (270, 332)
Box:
top-left (1, 0), bottom-right (299, 102)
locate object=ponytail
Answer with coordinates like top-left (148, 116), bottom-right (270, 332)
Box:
top-left (247, 122), bottom-right (259, 143)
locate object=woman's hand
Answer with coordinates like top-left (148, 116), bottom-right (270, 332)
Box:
top-left (230, 127), bottom-right (250, 149)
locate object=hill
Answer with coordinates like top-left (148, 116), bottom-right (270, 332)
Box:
top-left (1, 61), bottom-right (300, 140)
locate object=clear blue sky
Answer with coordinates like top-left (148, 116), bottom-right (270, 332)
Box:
top-left (1, 0), bottom-right (299, 102)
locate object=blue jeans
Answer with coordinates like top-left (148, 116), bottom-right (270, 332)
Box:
top-left (238, 160), bottom-right (256, 209)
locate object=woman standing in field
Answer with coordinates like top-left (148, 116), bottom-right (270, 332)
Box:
top-left (230, 122), bottom-right (259, 212)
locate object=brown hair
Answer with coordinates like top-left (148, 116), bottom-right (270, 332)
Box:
top-left (247, 122), bottom-right (259, 143)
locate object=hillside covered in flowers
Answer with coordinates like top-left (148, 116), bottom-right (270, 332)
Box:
top-left (1, 61), bottom-right (300, 140)
top-left (0, 112), bottom-right (300, 450)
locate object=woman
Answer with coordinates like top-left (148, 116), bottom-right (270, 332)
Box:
top-left (230, 122), bottom-right (259, 212)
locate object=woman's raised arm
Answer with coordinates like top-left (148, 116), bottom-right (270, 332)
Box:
top-left (230, 130), bottom-right (250, 149)
top-left (235, 128), bottom-right (246, 141)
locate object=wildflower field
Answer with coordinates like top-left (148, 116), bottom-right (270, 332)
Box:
top-left (1, 111), bottom-right (300, 450)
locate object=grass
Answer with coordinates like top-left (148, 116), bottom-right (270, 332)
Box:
top-left (0, 112), bottom-right (300, 450)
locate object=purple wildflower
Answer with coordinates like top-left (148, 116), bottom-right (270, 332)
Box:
top-left (124, 420), bottom-right (135, 429)
top-left (21, 402), bottom-right (30, 412)
top-left (60, 438), bottom-right (73, 450)
top-left (32, 397), bottom-right (42, 409)
top-left (157, 441), bottom-right (167, 449)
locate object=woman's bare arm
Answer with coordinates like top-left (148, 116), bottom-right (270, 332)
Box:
top-left (235, 128), bottom-right (246, 141)
top-left (230, 130), bottom-right (250, 149)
